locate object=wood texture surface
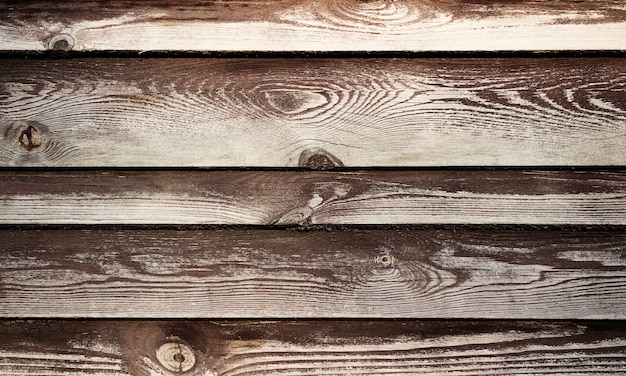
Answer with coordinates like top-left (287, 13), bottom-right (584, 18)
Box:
top-left (3, 1), bottom-right (625, 372)
top-left (1, 58), bottom-right (625, 167)
top-left (1, 320), bottom-right (625, 375)
top-left (1, 170), bottom-right (626, 225)
top-left (1, 228), bottom-right (625, 319)
top-left (1, 0), bottom-right (626, 51)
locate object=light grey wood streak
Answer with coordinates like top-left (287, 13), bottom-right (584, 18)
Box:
top-left (1, 58), bottom-right (625, 167)
top-left (1, 229), bottom-right (625, 318)
top-left (1, 320), bottom-right (625, 375)
top-left (1, 0), bottom-right (625, 51)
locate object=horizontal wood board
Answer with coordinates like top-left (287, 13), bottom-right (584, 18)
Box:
top-left (1, 320), bottom-right (625, 375)
top-left (1, 58), bottom-right (625, 167)
top-left (1, 0), bottom-right (626, 51)
top-left (1, 170), bottom-right (626, 225)
top-left (1, 228), bottom-right (625, 319)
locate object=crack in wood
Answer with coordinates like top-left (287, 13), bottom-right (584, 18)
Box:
top-left (156, 341), bottom-right (196, 373)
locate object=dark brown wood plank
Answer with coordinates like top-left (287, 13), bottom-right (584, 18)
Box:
top-left (1, 58), bottom-right (625, 167)
top-left (1, 228), bottom-right (625, 318)
top-left (1, 0), bottom-right (625, 51)
top-left (1, 320), bottom-right (625, 375)
top-left (1, 170), bottom-right (626, 225)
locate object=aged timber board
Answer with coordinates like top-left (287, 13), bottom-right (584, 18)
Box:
top-left (1, 58), bottom-right (625, 167)
top-left (0, 228), bottom-right (625, 318)
top-left (1, 0), bottom-right (625, 51)
top-left (1, 170), bottom-right (626, 225)
top-left (0, 320), bottom-right (625, 375)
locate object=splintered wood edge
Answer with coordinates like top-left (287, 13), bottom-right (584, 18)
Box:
top-left (0, 320), bottom-right (625, 375)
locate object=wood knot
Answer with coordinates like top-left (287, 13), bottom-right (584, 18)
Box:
top-left (19, 125), bottom-right (42, 151)
top-left (299, 148), bottom-right (344, 170)
top-left (156, 341), bottom-right (196, 373)
top-left (263, 89), bottom-right (327, 115)
top-left (376, 253), bottom-right (395, 268)
top-left (273, 206), bottom-right (313, 225)
top-left (47, 33), bottom-right (75, 51)
top-left (5, 121), bottom-right (48, 152)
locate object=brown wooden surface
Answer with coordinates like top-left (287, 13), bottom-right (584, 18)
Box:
top-left (1, 170), bottom-right (626, 225)
top-left (1, 228), bottom-right (625, 319)
top-left (3, 0), bottom-right (625, 372)
top-left (1, 58), bottom-right (625, 167)
top-left (1, 320), bottom-right (625, 375)
top-left (1, 0), bottom-right (625, 51)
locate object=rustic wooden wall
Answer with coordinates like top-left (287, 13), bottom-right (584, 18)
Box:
top-left (1, 0), bottom-right (625, 375)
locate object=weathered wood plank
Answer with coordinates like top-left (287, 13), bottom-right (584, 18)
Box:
top-left (1, 58), bottom-right (625, 167)
top-left (1, 229), bottom-right (625, 318)
top-left (1, 320), bottom-right (625, 375)
top-left (1, 170), bottom-right (626, 225)
top-left (1, 0), bottom-right (625, 51)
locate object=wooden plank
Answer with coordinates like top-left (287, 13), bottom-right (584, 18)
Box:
top-left (1, 0), bottom-right (625, 51)
top-left (1, 228), bottom-right (625, 318)
top-left (1, 320), bottom-right (625, 375)
top-left (1, 170), bottom-right (626, 225)
top-left (1, 58), bottom-right (625, 167)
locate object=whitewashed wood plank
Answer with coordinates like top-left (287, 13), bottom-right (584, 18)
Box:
top-left (1, 58), bottom-right (625, 167)
top-left (1, 0), bottom-right (625, 51)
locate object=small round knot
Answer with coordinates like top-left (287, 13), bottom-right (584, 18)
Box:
top-left (156, 342), bottom-right (196, 373)
top-left (47, 33), bottom-right (75, 51)
top-left (376, 253), bottom-right (395, 268)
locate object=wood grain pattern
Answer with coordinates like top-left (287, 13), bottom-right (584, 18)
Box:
top-left (1, 0), bottom-right (625, 51)
top-left (1, 228), bottom-right (625, 318)
top-left (1, 170), bottom-right (626, 225)
top-left (1, 58), bottom-right (625, 167)
top-left (1, 320), bottom-right (625, 375)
